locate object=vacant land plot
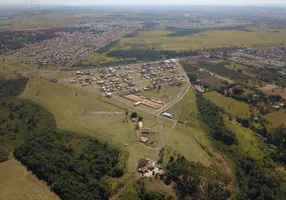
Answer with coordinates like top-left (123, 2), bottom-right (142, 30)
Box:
top-left (138, 84), bottom-right (184, 103)
top-left (204, 91), bottom-right (251, 119)
top-left (264, 109), bottom-right (286, 129)
top-left (260, 84), bottom-right (286, 100)
top-left (111, 28), bottom-right (286, 51)
top-left (0, 159), bottom-right (59, 200)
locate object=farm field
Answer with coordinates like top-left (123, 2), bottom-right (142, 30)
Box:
top-left (204, 91), bottom-right (251, 119)
top-left (20, 77), bottom-right (210, 175)
top-left (0, 160), bottom-right (59, 200)
top-left (264, 109), bottom-right (286, 129)
top-left (110, 28), bottom-right (286, 51)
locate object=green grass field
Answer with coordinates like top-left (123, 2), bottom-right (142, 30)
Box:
top-left (204, 91), bottom-right (251, 119)
top-left (166, 87), bottom-right (198, 125)
top-left (110, 28), bottom-right (286, 51)
top-left (138, 84), bottom-right (185, 103)
top-left (264, 109), bottom-right (286, 130)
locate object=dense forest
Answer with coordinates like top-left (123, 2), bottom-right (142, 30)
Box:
top-left (196, 94), bottom-right (285, 200)
top-left (0, 76), bottom-right (124, 200)
top-left (165, 156), bottom-right (231, 200)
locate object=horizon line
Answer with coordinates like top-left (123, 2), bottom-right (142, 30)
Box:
top-left (1, 3), bottom-right (286, 6)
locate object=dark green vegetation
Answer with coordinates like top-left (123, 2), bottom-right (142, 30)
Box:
top-left (197, 94), bottom-right (237, 145)
top-left (166, 26), bottom-right (252, 37)
top-left (248, 67), bottom-right (286, 88)
top-left (166, 156), bottom-right (231, 200)
top-left (96, 41), bottom-right (119, 54)
top-left (123, 30), bottom-right (140, 38)
top-left (197, 61), bottom-right (250, 83)
top-left (197, 94), bottom-right (285, 200)
top-left (0, 77), bottom-right (124, 200)
top-left (106, 50), bottom-right (199, 63)
top-left (120, 184), bottom-right (173, 200)
top-left (267, 126), bottom-right (286, 165)
top-left (14, 131), bottom-right (123, 200)
top-left (74, 49), bottom-right (200, 69)
top-left (0, 76), bottom-right (28, 97)
top-left (0, 30), bottom-right (56, 53)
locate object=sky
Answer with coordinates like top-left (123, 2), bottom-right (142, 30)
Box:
top-left (0, 0), bottom-right (285, 6)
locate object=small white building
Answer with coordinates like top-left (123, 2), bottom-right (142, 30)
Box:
top-left (134, 102), bottom-right (141, 106)
top-left (138, 121), bottom-right (143, 128)
top-left (106, 92), bottom-right (112, 98)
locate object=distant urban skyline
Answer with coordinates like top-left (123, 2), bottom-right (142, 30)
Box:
top-left (1, 0), bottom-right (286, 6)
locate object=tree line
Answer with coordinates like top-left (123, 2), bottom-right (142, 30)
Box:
top-left (196, 94), bottom-right (237, 145)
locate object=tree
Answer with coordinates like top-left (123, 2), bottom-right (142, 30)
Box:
top-left (131, 112), bottom-right (138, 119)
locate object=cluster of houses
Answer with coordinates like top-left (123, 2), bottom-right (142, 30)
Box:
top-left (67, 59), bottom-right (186, 97)
top-left (138, 159), bottom-right (166, 178)
top-left (157, 19), bottom-right (251, 29)
top-left (12, 23), bottom-right (139, 68)
top-left (230, 48), bottom-right (286, 68)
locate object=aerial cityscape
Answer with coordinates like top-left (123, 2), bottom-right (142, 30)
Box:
top-left (0, 1), bottom-right (286, 200)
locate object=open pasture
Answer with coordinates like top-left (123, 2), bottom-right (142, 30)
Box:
top-left (0, 160), bottom-right (59, 200)
top-left (111, 28), bottom-right (286, 52)
top-left (204, 91), bottom-right (251, 119)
